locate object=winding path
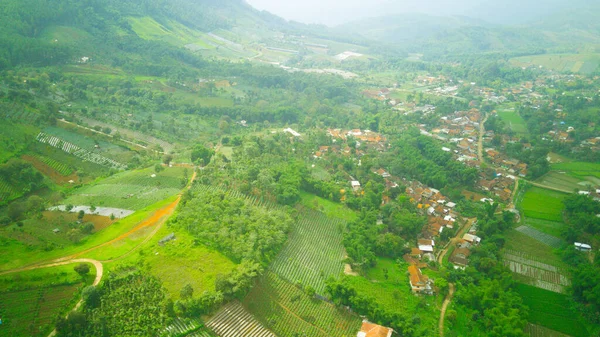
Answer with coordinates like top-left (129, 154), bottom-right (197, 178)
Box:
top-left (0, 169), bottom-right (198, 337)
top-left (439, 283), bottom-right (455, 337)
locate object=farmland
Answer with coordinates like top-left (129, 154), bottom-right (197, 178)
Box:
top-left (503, 248), bottom-right (570, 293)
top-left (0, 264), bottom-right (94, 337)
top-left (516, 284), bottom-right (589, 337)
top-left (509, 53), bottom-right (600, 74)
top-left (242, 272), bottom-right (361, 337)
top-left (504, 230), bottom-right (567, 270)
top-left (162, 318), bottom-right (216, 337)
top-left (270, 207), bottom-right (346, 294)
top-left (551, 161), bottom-right (600, 180)
top-left (207, 301), bottom-right (276, 337)
top-left (497, 109), bottom-right (528, 134)
top-left (61, 166), bottom-right (188, 210)
top-left (521, 186), bottom-right (567, 222)
top-left (535, 171), bottom-right (590, 192)
top-left (515, 225), bottom-right (563, 248)
top-left (524, 218), bottom-right (565, 238)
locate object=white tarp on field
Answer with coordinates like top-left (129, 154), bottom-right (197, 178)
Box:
top-left (48, 205), bottom-right (134, 218)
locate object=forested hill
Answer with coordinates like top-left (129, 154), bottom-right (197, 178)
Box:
top-left (0, 0), bottom-right (285, 70)
top-left (338, 6), bottom-right (600, 58)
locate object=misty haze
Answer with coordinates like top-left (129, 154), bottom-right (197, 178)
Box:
top-left (0, 1), bottom-right (599, 337)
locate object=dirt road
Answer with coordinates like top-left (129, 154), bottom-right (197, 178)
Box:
top-left (439, 283), bottom-right (456, 337)
top-left (478, 114), bottom-right (489, 163)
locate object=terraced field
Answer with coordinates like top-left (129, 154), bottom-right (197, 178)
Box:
top-left (521, 187), bottom-right (566, 222)
top-left (270, 208), bottom-right (346, 294)
top-left (503, 249), bottom-right (570, 293)
top-left (162, 318), bottom-right (216, 337)
top-left (243, 272), bottom-right (361, 337)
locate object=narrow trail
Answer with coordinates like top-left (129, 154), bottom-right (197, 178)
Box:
top-left (0, 168), bottom-right (199, 337)
top-left (439, 283), bottom-right (456, 337)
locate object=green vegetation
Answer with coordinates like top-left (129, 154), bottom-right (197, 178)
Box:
top-left (62, 166), bottom-right (187, 210)
top-left (243, 271), bottom-right (361, 337)
top-left (0, 264), bottom-right (95, 337)
top-left (524, 218), bottom-right (565, 238)
top-left (510, 53), bottom-right (600, 74)
top-left (535, 171), bottom-right (587, 192)
top-left (521, 186), bottom-right (567, 222)
top-left (551, 161), bottom-right (600, 180)
top-left (270, 207), bottom-right (346, 294)
top-left (497, 109), bottom-right (528, 134)
top-left (515, 283), bottom-right (589, 337)
top-left (56, 268), bottom-right (169, 336)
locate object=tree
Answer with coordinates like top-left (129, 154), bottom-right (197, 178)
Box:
top-left (190, 144), bottom-right (214, 166)
top-left (74, 263), bottom-right (90, 277)
top-left (154, 163), bottom-right (164, 173)
top-left (82, 286), bottom-right (100, 308)
top-left (7, 202), bottom-right (26, 220)
top-left (162, 154), bottom-right (173, 165)
top-left (78, 210), bottom-right (85, 220)
top-left (180, 284), bottom-right (194, 299)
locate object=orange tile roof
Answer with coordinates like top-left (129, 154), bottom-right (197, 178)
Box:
top-left (359, 322), bottom-right (393, 337)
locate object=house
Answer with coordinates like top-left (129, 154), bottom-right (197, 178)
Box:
top-left (410, 248), bottom-right (422, 259)
top-left (449, 247), bottom-right (471, 267)
top-left (159, 233), bottom-right (176, 246)
top-left (283, 128), bottom-right (301, 137)
top-left (52, 228), bottom-right (60, 234)
top-left (462, 234), bottom-right (481, 244)
top-left (357, 321), bottom-right (393, 337)
top-left (351, 181), bottom-right (361, 192)
top-left (418, 239), bottom-right (435, 253)
top-left (574, 242), bottom-right (592, 252)
top-left (408, 265), bottom-right (432, 294)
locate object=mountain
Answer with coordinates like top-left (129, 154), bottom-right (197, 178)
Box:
top-left (337, 5), bottom-right (600, 59)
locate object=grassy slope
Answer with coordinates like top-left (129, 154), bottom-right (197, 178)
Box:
top-left (497, 109), bottom-right (528, 134)
top-left (515, 283), bottom-right (589, 337)
top-left (521, 186), bottom-right (567, 222)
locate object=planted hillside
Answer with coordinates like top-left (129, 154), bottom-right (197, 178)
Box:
top-left (56, 268), bottom-right (170, 337)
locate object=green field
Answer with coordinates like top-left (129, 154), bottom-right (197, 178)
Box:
top-left (524, 218), bottom-right (566, 238)
top-left (535, 171), bottom-right (590, 192)
top-left (269, 207), bottom-right (346, 294)
top-left (551, 161), bottom-right (600, 180)
top-left (243, 271), bottom-right (361, 337)
top-left (62, 166), bottom-right (187, 210)
top-left (521, 186), bottom-right (567, 222)
top-left (510, 53), bottom-right (600, 74)
top-left (504, 230), bottom-right (567, 268)
top-left (497, 110), bottom-right (528, 134)
top-left (339, 266), bottom-right (439, 334)
top-left (0, 122), bottom-right (39, 163)
top-left (299, 192), bottom-right (357, 222)
top-left (0, 264), bottom-right (95, 337)
top-left (516, 283), bottom-right (589, 337)
top-left (106, 224), bottom-right (237, 300)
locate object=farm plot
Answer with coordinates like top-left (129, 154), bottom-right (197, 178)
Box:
top-left (61, 166), bottom-right (187, 210)
top-left (22, 154), bottom-right (77, 185)
top-left (551, 161), bottom-right (600, 180)
top-left (525, 323), bottom-right (572, 337)
top-left (162, 318), bottom-right (215, 337)
top-left (525, 218), bottom-right (565, 238)
top-left (0, 284), bottom-right (81, 337)
top-left (48, 205), bottom-right (134, 218)
top-left (515, 226), bottom-right (564, 248)
top-left (521, 187), bottom-right (566, 222)
top-left (37, 132), bottom-right (126, 170)
top-left (206, 301), bottom-right (277, 337)
top-left (270, 208), bottom-right (346, 294)
top-left (504, 230), bottom-right (566, 267)
top-left (192, 184), bottom-right (279, 210)
top-left (535, 172), bottom-right (586, 192)
top-left (243, 272), bottom-right (361, 337)
top-left (503, 249), bottom-right (570, 294)
top-left (517, 284), bottom-right (589, 337)
top-left (0, 178), bottom-right (18, 203)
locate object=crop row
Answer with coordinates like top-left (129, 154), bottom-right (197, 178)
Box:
top-left (206, 301), bottom-right (276, 337)
top-left (243, 272), bottom-right (360, 337)
top-left (503, 250), bottom-right (565, 273)
top-left (0, 109), bottom-right (38, 123)
top-left (162, 317), bottom-right (208, 336)
top-left (525, 323), bottom-right (572, 337)
top-left (515, 225), bottom-right (564, 248)
top-left (32, 154), bottom-right (73, 175)
top-left (270, 209), bottom-right (345, 294)
top-left (37, 132), bottom-right (126, 170)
